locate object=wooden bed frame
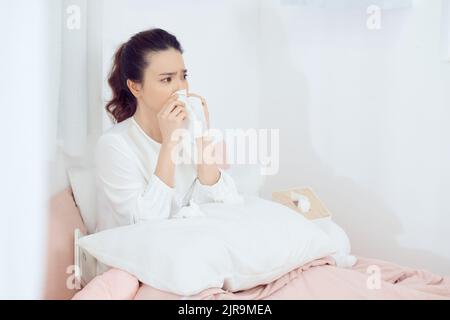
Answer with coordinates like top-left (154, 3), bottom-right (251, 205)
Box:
top-left (74, 229), bottom-right (98, 288)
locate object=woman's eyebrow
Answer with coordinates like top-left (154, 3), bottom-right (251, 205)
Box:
top-left (158, 69), bottom-right (188, 76)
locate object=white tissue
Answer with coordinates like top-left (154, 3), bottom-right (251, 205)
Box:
top-left (171, 199), bottom-right (206, 219)
top-left (290, 191), bottom-right (311, 213)
top-left (174, 89), bottom-right (207, 141)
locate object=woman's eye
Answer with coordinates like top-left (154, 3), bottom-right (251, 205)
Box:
top-left (183, 74), bottom-right (189, 80)
top-left (162, 77), bottom-right (172, 83)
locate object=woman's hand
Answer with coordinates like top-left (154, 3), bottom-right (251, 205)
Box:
top-left (188, 92), bottom-right (221, 185)
top-left (188, 92), bottom-right (210, 130)
top-left (157, 94), bottom-right (188, 145)
top-left (154, 94), bottom-right (186, 188)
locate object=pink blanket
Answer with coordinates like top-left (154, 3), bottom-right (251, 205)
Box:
top-left (72, 256), bottom-right (450, 300)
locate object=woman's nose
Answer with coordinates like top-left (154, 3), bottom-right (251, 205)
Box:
top-left (175, 77), bottom-right (188, 93)
top-left (176, 83), bottom-right (188, 93)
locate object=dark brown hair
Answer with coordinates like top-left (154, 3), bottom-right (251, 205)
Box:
top-left (106, 28), bottom-right (184, 123)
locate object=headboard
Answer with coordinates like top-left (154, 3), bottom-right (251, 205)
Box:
top-left (44, 187), bottom-right (87, 299)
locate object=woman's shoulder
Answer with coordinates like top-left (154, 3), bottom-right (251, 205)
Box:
top-left (95, 118), bottom-right (134, 154)
top-left (95, 116), bottom-right (159, 167)
top-left (102, 116), bottom-right (133, 135)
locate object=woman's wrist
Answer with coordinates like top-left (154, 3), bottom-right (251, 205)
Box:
top-left (161, 138), bottom-right (180, 150)
top-left (198, 166), bottom-right (221, 185)
top-left (155, 140), bottom-right (178, 188)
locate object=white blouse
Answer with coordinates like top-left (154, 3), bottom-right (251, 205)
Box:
top-left (94, 116), bottom-right (243, 233)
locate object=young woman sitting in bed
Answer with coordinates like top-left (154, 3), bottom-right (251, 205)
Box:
top-left (95, 28), bottom-right (241, 239)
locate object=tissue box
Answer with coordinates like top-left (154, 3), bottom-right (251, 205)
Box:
top-left (272, 187), bottom-right (331, 220)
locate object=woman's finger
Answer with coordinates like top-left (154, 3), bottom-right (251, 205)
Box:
top-left (188, 92), bottom-right (206, 106)
top-left (159, 95), bottom-right (180, 117)
top-left (168, 104), bottom-right (186, 119)
top-left (176, 111), bottom-right (187, 121)
top-left (187, 92), bottom-right (208, 118)
top-left (173, 107), bottom-right (187, 119)
top-left (164, 100), bottom-right (186, 119)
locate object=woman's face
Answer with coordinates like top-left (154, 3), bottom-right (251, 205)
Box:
top-left (135, 48), bottom-right (189, 113)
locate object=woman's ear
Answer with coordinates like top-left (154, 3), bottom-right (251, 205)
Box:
top-left (127, 79), bottom-right (142, 98)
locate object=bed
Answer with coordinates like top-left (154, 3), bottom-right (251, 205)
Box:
top-left (44, 166), bottom-right (450, 300)
top-left (71, 255), bottom-right (450, 300)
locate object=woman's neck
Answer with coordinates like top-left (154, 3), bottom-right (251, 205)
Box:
top-left (133, 106), bottom-right (163, 144)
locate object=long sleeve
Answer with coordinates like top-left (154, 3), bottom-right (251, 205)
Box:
top-left (191, 168), bottom-right (244, 205)
top-left (95, 134), bottom-right (174, 226)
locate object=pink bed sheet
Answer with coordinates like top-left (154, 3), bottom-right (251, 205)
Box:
top-left (72, 256), bottom-right (450, 300)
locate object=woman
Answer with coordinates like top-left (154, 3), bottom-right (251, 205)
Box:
top-left (95, 28), bottom-right (242, 235)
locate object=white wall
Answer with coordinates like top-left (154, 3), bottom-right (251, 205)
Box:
top-left (257, 0), bottom-right (450, 275)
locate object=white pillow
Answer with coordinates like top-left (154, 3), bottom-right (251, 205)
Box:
top-left (311, 217), bottom-right (357, 268)
top-left (78, 195), bottom-right (336, 296)
top-left (67, 167), bottom-right (97, 234)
